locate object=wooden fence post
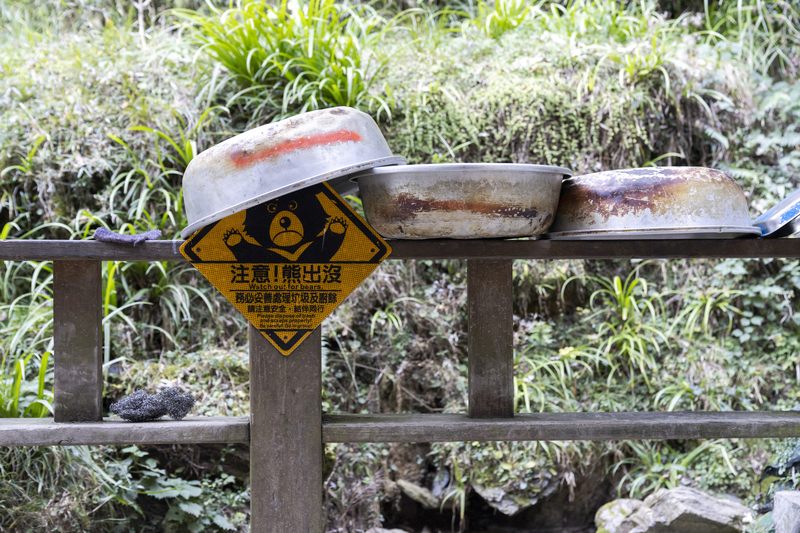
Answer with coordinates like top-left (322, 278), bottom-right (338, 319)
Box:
top-left (249, 325), bottom-right (323, 533)
top-left (53, 260), bottom-right (104, 423)
top-left (468, 259), bottom-right (514, 418)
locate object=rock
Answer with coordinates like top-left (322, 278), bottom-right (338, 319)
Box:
top-left (396, 479), bottom-right (439, 509)
top-left (431, 468), bottom-right (450, 498)
top-left (595, 499), bottom-right (643, 533)
top-left (597, 488), bottom-right (753, 533)
top-left (774, 491), bottom-right (800, 533)
top-left (472, 482), bottom-right (538, 517)
top-left (632, 487), bottom-right (752, 533)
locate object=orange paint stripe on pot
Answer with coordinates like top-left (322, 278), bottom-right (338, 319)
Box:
top-left (230, 129), bottom-right (363, 167)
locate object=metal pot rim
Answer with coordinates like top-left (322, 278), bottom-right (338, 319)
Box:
top-left (561, 166), bottom-right (727, 181)
top-left (354, 162), bottom-right (572, 179)
top-left (545, 225), bottom-right (762, 240)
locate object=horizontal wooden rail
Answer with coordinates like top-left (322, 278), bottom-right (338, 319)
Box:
top-left (1, 238), bottom-right (800, 262)
top-left (5, 412), bottom-right (800, 446)
top-left (0, 416), bottom-right (249, 446)
top-left (322, 412), bottom-right (800, 442)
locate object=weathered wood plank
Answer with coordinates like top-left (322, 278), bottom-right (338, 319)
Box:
top-left (53, 261), bottom-right (103, 422)
top-left (389, 238), bottom-right (800, 260)
top-left (321, 411), bottom-right (800, 442)
top-left (468, 259), bottom-right (514, 418)
top-left (249, 326), bottom-right (323, 533)
top-left (6, 411), bottom-right (800, 447)
top-left (0, 240), bottom-right (185, 262)
top-left (0, 416), bottom-right (250, 446)
top-left (3, 238), bottom-right (800, 262)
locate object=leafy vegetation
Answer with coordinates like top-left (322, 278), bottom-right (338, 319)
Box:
top-left (1, 0), bottom-right (800, 530)
top-left (179, 0), bottom-right (394, 123)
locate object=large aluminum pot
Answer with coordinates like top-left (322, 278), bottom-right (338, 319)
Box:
top-left (356, 163), bottom-right (570, 239)
top-left (546, 167), bottom-right (761, 239)
top-left (180, 107), bottom-right (405, 238)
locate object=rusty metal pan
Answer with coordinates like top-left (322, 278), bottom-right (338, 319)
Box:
top-left (180, 107), bottom-right (404, 239)
top-left (355, 163), bottom-right (571, 240)
top-left (545, 167), bottom-right (760, 240)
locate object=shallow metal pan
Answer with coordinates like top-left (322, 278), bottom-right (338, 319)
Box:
top-left (356, 163), bottom-right (570, 240)
top-left (545, 167), bottom-right (759, 240)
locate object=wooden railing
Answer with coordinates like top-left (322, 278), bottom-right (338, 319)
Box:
top-left (2, 238), bottom-right (800, 532)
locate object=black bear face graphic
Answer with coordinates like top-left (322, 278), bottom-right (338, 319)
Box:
top-left (223, 186), bottom-right (348, 263)
top-left (270, 207), bottom-right (303, 247)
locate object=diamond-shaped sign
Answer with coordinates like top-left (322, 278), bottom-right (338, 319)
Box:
top-left (180, 182), bottom-right (391, 355)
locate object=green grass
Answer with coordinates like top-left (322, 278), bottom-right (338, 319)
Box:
top-left (0, 351), bottom-right (52, 418)
top-left (179, 0), bottom-right (394, 123)
top-left (700, 0), bottom-right (800, 78)
top-left (475, 0), bottom-right (532, 38)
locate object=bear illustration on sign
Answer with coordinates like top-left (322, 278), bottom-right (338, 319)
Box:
top-left (221, 186), bottom-right (348, 263)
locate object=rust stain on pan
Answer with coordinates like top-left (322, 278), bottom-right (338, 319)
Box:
top-left (229, 129), bottom-right (363, 168)
top-left (369, 193), bottom-right (555, 238)
top-left (390, 193), bottom-right (540, 220)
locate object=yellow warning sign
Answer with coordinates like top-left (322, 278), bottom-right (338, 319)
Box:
top-left (180, 182), bottom-right (391, 355)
